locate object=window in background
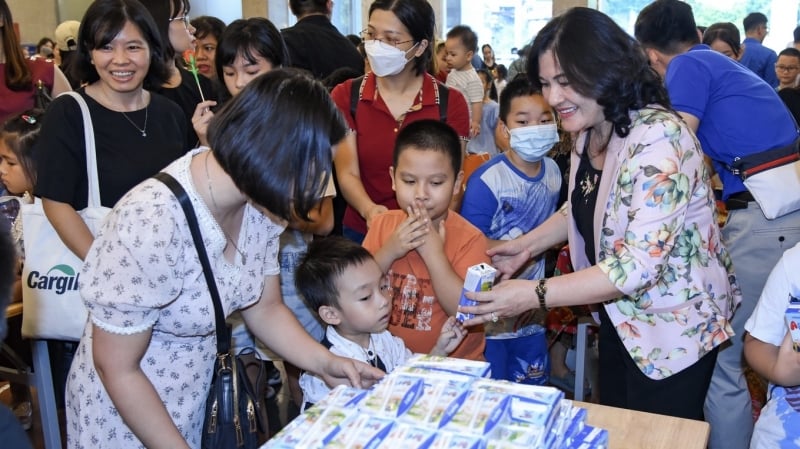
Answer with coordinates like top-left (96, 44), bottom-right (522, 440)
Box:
top-left (330, 0), bottom-right (360, 35)
top-left (445, 0), bottom-right (553, 68)
top-left (600, 0), bottom-right (800, 51)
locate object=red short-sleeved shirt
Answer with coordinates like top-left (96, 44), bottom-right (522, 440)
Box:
top-left (331, 72), bottom-right (470, 234)
top-left (0, 58), bottom-right (55, 124)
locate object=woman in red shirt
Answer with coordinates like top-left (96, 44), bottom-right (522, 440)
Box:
top-left (0, 0), bottom-right (71, 123)
top-left (331, 0), bottom-right (469, 243)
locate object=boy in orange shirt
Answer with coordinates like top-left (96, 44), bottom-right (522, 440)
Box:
top-left (362, 120), bottom-right (488, 360)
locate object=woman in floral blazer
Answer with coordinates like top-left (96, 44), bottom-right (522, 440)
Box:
top-left (460, 7), bottom-right (741, 421)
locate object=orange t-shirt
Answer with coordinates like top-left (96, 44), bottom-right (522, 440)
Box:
top-left (363, 210), bottom-right (488, 360)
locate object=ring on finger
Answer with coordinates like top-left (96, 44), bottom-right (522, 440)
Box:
top-left (491, 312), bottom-right (499, 323)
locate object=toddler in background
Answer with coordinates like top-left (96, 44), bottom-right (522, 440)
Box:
top-left (445, 25), bottom-right (484, 138)
top-left (465, 68), bottom-right (500, 158)
top-left (296, 236), bottom-right (466, 407)
top-left (0, 109), bottom-right (43, 430)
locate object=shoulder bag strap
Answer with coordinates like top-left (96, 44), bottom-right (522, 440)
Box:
top-left (349, 75), bottom-right (365, 121)
top-left (152, 171), bottom-right (230, 355)
top-left (59, 91), bottom-right (101, 209)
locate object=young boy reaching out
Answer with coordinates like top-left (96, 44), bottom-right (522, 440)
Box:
top-left (296, 237), bottom-right (466, 407)
top-left (363, 120), bottom-right (489, 361)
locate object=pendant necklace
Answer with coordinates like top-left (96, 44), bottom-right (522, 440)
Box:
top-left (204, 151), bottom-right (247, 265)
top-left (120, 106), bottom-right (148, 137)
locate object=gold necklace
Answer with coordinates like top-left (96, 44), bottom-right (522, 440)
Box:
top-left (204, 151), bottom-right (247, 265)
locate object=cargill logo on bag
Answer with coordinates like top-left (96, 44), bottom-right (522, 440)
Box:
top-left (27, 264), bottom-right (80, 294)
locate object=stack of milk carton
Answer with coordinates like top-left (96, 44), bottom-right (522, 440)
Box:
top-left (261, 354), bottom-right (608, 449)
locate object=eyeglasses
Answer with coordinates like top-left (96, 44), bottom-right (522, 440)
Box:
top-left (360, 29), bottom-right (414, 48)
top-left (169, 15), bottom-right (190, 28)
top-left (776, 64), bottom-right (800, 72)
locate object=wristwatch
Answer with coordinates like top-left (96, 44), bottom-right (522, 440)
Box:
top-left (535, 279), bottom-right (548, 310)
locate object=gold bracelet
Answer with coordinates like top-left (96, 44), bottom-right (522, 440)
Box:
top-left (535, 278), bottom-right (548, 310)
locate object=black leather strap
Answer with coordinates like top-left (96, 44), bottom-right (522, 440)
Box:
top-left (153, 172), bottom-right (230, 355)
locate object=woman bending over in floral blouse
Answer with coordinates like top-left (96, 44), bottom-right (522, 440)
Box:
top-left (460, 7), bottom-right (740, 421)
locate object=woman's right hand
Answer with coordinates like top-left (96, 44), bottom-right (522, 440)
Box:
top-left (191, 100), bottom-right (217, 147)
top-left (488, 238), bottom-right (532, 280)
top-left (364, 204), bottom-right (389, 228)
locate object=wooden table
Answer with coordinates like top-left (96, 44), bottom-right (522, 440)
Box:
top-left (576, 401), bottom-right (710, 449)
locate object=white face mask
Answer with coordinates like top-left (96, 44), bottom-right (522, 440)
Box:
top-left (509, 123), bottom-right (560, 162)
top-left (364, 40), bottom-right (419, 77)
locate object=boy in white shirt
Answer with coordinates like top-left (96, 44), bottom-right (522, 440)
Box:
top-left (296, 236), bottom-right (466, 408)
top-left (445, 25), bottom-right (484, 138)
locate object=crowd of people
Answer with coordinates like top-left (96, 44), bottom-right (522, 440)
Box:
top-left (1, 0), bottom-right (800, 448)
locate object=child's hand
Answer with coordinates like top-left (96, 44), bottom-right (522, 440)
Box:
top-left (469, 121), bottom-right (481, 139)
top-left (416, 203), bottom-right (445, 259)
top-left (384, 203), bottom-right (429, 260)
top-left (431, 316), bottom-right (467, 356)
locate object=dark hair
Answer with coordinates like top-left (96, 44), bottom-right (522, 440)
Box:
top-left (1, 0), bottom-right (32, 90)
top-left (369, 0), bottom-right (434, 77)
top-left (498, 76), bottom-right (539, 123)
top-left (481, 43), bottom-right (493, 55)
top-left (496, 63), bottom-right (507, 80)
top-left (74, 0), bottom-right (171, 88)
top-left (794, 25), bottom-right (800, 43)
top-left (702, 22), bottom-right (742, 58)
top-left (743, 12), bottom-right (767, 32)
top-left (530, 7), bottom-right (671, 140)
top-left (634, 0), bottom-right (699, 54)
top-left (138, 0), bottom-right (190, 62)
top-left (191, 15), bottom-right (225, 41)
top-left (289, 0), bottom-right (328, 17)
top-left (207, 69), bottom-right (346, 222)
top-left (779, 47), bottom-right (800, 60)
top-left (296, 236), bottom-right (375, 311)
top-left (36, 37), bottom-right (55, 56)
top-left (446, 25), bottom-right (478, 53)
top-left (346, 34), bottom-right (361, 48)
top-left (393, 119), bottom-right (462, 175)
top-left (476, 68), bottom-right (497, 102)
top-left (322, 67), bottom-right (361, 91)
top-left (1, 108), bottom-right (43, 189)
top-left (215, 17), bottom-right (289, 98)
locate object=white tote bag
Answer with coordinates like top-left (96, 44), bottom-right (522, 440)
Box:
top-left (21, 92), bottom-right (111, 341)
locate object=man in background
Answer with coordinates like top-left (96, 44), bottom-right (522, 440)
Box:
top-left (739, 12), bottom-right (779, 87)
top-left (281, 0), bottom-right (364, 80)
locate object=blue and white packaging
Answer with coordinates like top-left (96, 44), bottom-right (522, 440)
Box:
top-left (362, 375), bottom-right (425, 418)
top-left (456, 263), bottom-right (497, 322)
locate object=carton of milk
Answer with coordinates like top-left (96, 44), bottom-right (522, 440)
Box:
top-left (456, 263), bottom-right (497, 322)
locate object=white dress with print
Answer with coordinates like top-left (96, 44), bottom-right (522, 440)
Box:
top-left (65, 149), bottom-right (284, 449)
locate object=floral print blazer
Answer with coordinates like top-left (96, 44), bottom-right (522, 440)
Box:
top-left (567, 107), bottom-right (742, 380)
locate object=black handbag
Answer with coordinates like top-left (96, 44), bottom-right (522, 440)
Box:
top-left (153, 172), bottom-right (265, 448)
top-left (34, 79), bottom-right (52, 110)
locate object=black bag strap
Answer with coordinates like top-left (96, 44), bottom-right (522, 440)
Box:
top-left (153, 171), bottom-right (230, 355)
top-left (350, 74), bottom-right (448, 123)
top-left (349, 75), bottom-right (364, 121)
